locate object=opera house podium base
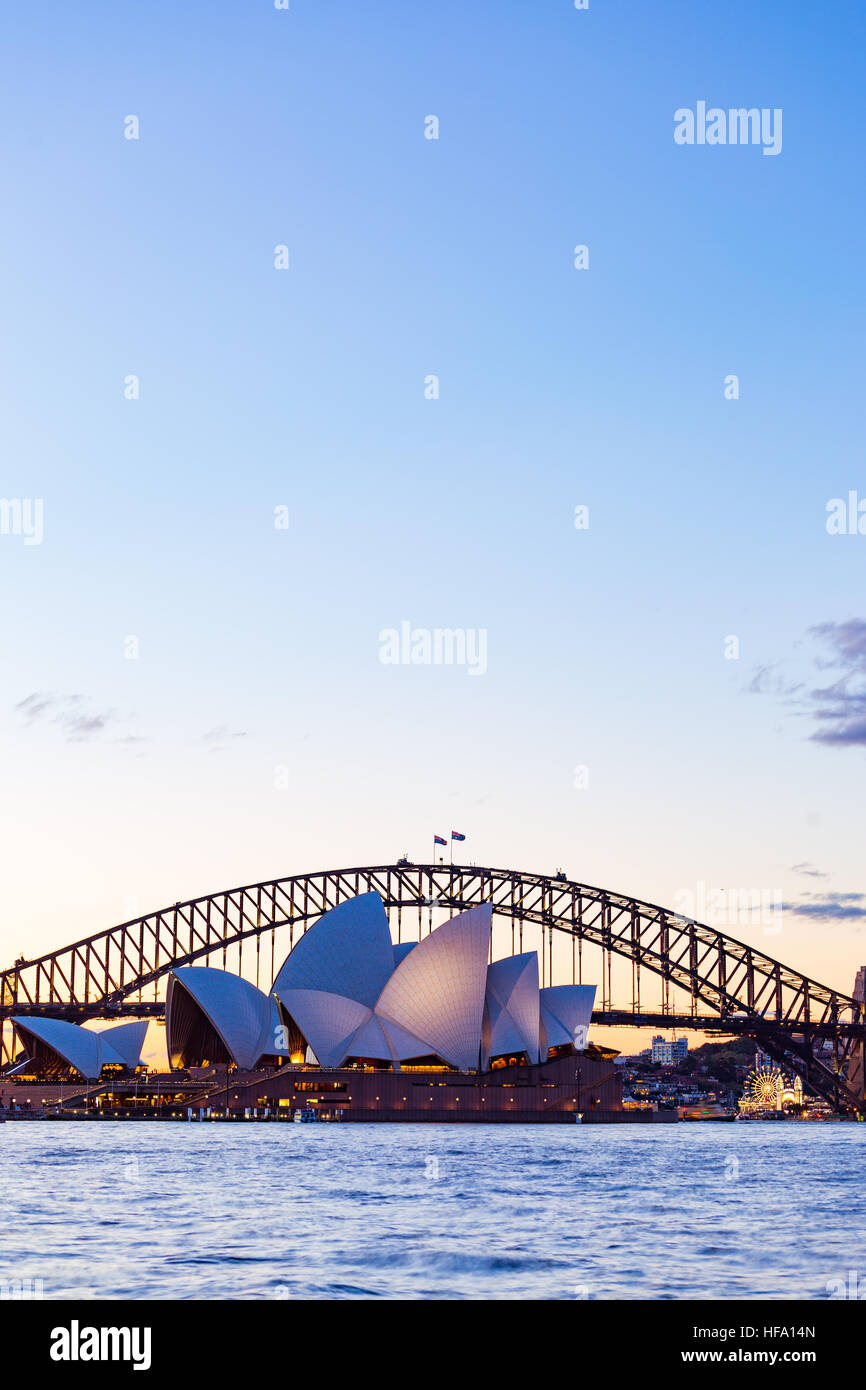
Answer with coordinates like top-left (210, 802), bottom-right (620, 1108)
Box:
top-left (228, 1044), bottom-right (621, 1123)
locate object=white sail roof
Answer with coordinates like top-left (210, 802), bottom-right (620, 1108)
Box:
top-left (345, 1011), bottom-right (431, 1065)
top-left (275, 988), bottom-right (371, 1068)
top-left (482, 952), bottom-right (542, 1069)
top-left (378, 1015), bottom-right (434, 1061)
top-left (147, 895), bottom-right (598, 1077)
top-left (10, 1015), bottom-right (139, 1080)
top-left (166, 968), bottom-right (283, 1071)
top-left (342, 1014), bottom-right (392, 1061)
top-left (272, 892), bottom-right (395, 1009)
top-left (375, 904), bottom-right (492, 1071)
top-left (94, 1020), bottom-right (149, 1070)
top-left (539, 985), bottom-right (596, 1051)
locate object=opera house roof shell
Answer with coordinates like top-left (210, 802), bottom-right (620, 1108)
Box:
top-left (164, 891), bottom-right (596, 1073)
top-left (10, 1017), bottom-right (148, 1081)
top-left (166, 967), bottom-right (287, 1072)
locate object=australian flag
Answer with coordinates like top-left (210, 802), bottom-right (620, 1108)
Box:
top-left (451, 831), bottom-right (466, 842)
top-left (433, 834), bottom-right (447, 846)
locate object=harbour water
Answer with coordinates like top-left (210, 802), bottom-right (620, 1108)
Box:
top-left (1, 1122), bottom-right (862, 1300)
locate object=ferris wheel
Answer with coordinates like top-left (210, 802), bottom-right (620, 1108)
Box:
top-left (746, 1064), bottom-right (784, 1109)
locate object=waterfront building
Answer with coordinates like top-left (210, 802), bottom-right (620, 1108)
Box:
top-left (651, 1034), bottom-right (688, 1065)
top-left (7, 893), bottom-right (623, 1121)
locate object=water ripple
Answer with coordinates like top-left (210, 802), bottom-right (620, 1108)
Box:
top-left (0, 1122), bottom-right (862, 1299)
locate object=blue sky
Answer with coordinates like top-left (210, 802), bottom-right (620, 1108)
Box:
top-left (2, 1), bottom-right (865, 1044)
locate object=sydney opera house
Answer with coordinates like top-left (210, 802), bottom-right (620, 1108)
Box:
top-left (8, 1017), bottom-right (149, 1081)
top-left (7, 893), bottom-right (621, 1121)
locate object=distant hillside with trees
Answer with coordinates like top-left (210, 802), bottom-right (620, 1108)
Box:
top-left (674, 1037), bottom-right (756, 1082)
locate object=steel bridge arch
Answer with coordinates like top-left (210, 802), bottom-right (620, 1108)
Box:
top-left (2, 862), bottom-right (864, 1113)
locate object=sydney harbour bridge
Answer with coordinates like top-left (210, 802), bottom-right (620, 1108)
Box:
top-left (2, 862), bottom-right (864, 1115)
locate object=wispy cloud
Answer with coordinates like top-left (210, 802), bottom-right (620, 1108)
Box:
top-left (15, 693), bottom-right (123, 743)
top-left (202, 725), bottom-right (247, 752)
top-left (810, 619), bottom-right (866, 668)
top-left (17, 696), bottom-right (246, 751)
top-left (790, 862), bottom-right (829, 879)
top-left (782, 891), bottom-right (866, 923)
top-left (15, 693), bottom-right (58, 721)
top-left (747, 620), bottom-right (866, 748)
top-left (807, 621), bottom-right (866, 745)
top-left (745, 665), bottom-right (803, 700)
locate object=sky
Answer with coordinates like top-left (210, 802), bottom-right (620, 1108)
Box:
top-left (1, 0), bottom-right (865, 1059)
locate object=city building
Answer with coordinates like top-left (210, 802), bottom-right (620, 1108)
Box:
top-left (651, 1034), bottom-right (688, 1065)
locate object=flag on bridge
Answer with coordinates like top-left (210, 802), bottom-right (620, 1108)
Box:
top-left (451, 831), bottom-right (466, 842)
top-left (433, 835), bottom-right (447, 846)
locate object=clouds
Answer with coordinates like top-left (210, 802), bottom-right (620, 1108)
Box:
top-left (15, 693), bottom-right (56, 721)
top-left (807, 621), bottom-right (866, 746)
top-left (782, 862), bottom-right (865, 925)
top-left (810, 619), bottom-right (866, 668)
top-left (202, 725), bottom-right (247, 751)
top-left (745, 665), bottom-right (804, 700)
top-left (15, 696), bottom-right (248, 752)
top-left (747, 620), bottom-right (866, 748)
top-left (15, 693), bottom-right (122, 743)
top-left (790, 862), bottom-right (829, 879)
top-left (783, 891), bottom-right (866, 923)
